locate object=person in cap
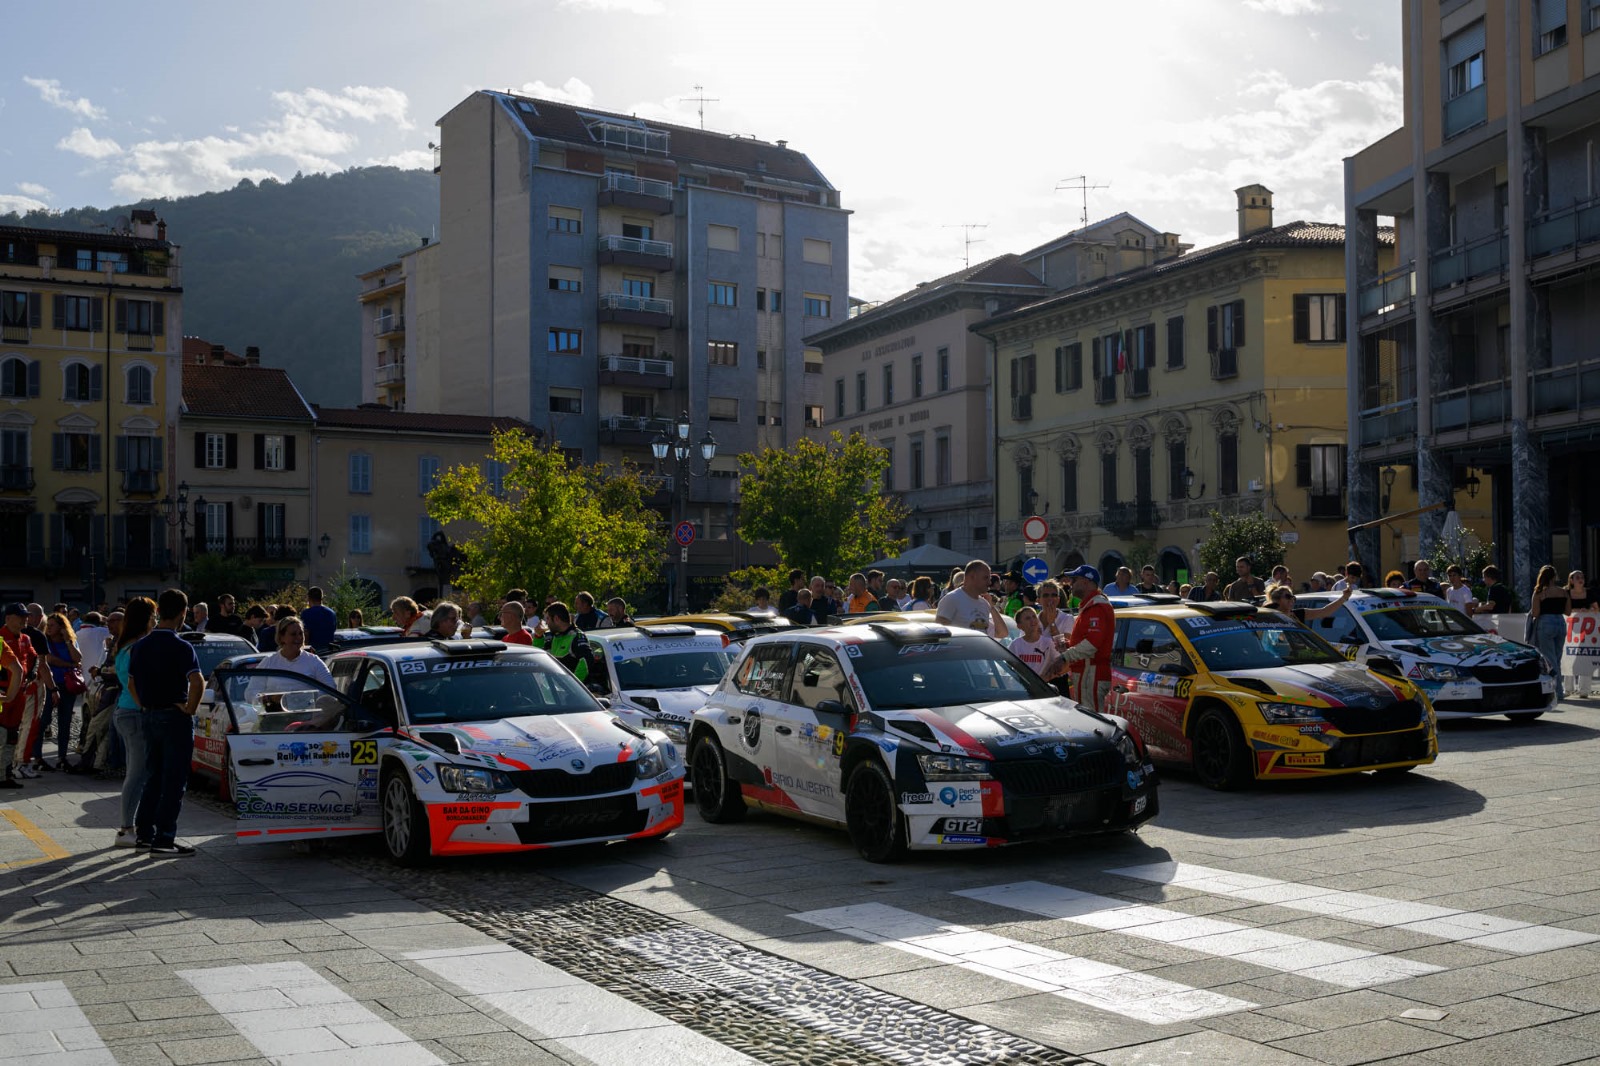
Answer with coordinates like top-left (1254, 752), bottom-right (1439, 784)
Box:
top-left (1000, 570), bottom-right (1027, 616)
top-left (1056, 566), bottom-right (1116, 714)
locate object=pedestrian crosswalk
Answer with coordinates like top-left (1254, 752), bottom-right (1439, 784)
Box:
top-left (0, 980), bottom-right (117, 1066)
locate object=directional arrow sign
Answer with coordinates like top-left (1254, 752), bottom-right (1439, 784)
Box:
top-left (1021, 557), bottom-right (1051, 585)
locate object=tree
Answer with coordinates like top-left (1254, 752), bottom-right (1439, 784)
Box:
top-left (710, 565), bottom-right (789, 613)
top-left (426, 430), bottom-right (663, 606)
top-left (1198, 510), bottom-right (1287, 580)
top-left (736, 432), bottom-right (905, 577)
top-left (184, 553), bottom-right (261, 607)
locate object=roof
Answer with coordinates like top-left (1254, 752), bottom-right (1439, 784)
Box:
top-left (182, 363), bottom-right (315, 421)
top-left (0, 223), bottom-right (169, 252)
top-left (807, 254), bottom-right (1047, 348)
top-left (182, 336), bottom-right (246, 366)
top-left (492, 92), bottom-right (833, 188)
top-left (313, 406), bottom-right (532, 436)
top-left (1017, 212), bottom-right (1166, 259)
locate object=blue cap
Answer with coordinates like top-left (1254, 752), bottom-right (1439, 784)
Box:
top-left (2, 602), bottom-right (25, 618)
top-left (1060, 565), bottom-right (1100, 584)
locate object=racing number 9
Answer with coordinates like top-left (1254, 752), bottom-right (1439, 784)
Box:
top-left (351, 740), bottom-right (378, 766)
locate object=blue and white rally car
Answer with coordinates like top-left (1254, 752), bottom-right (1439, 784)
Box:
top-left (583, 624), bottom-right (739, 744)
top-left (689, 621), bottom-right (1158, 862)
top-left (1294, 588), bottom-right (1556, 721)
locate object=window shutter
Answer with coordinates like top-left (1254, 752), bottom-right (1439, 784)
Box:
top-left (1292, 295), bottom-right (1309, 342)
top-left (1295, 444), bottom-right (1311, 487)
top-left (48, 513), bottom-right (63, 568)
top-left (1206, 306), bottom-right (1219, 353)
top-left (253, 434), bottom-right (266, 470)
top-left (27, 293), bottom-right (41, 328)
top-left (51, 433), bottom-right (65, 470)
top-left (89, 364), bottom-right (102, 401)
top-left (194, 433), bottom-right (206, 469)
top-left (115, 435), bottom-right (128, 472)
top-left (224, 502), bottom-right (235, 552)
top-left (1092, 337), bottom-right (1102, 376)
top-left (284, 434), bottom-right (296, 471)
top-left (225, 433), bottom-right (238, 469)
top-left (153, 437), bottom-right (164, 473)
top-left (89, 434), bottom-right (102, 472)
top-left (1335, 294), bottom-right (1347, 337)
top-left (1009, 358), bottom-right (1018, 398)
top-left (91, 299), bottom-right (103, 333)
top-left (26, 513), bottom-right (43, 569)
top-left (27, 360), bottom-right (40, 397)
top-left (257, 502), bottom-right (267, 544)
top-left (1054, 347), bottom-right (1064, 393)
top-left (114, 299), bottom-right (127, 333)
top-left (111, 516), bottom-right (128, 568)
top-left (1232, 301), bottom-right (1246, 347)
top-left (152, 302), bottom-right (164, 336)
top-left (1071, 346), bottom-right (1082, 388)
top-left (193, 503), bottom-right (207, 551)
top-left (52, 296), bottom-right (64, 329)
top-left (90, 516), bottom-right (105, 566)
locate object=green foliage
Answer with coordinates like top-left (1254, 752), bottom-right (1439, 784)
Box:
top-left (264, 582), bottom-right (309, 612)
top-left (710, 566), bottom-right (789, 614)
top-left (1125, 535), bottom-right (1158, 573)
top-left (323, 563), bottom-right (383, 625)
top-left (1426, 528), bottom-right (1501, 603)
top-left (736, 432), bottom-right (906, 578)
top-left (427, 430), bottom-right (662, 606)
top-left (183, 553), bottom-right (261, 607)
top-left (1198, 510), bottom-right (1286, 578)
top-left (0, 167), bottom-right (438, 406)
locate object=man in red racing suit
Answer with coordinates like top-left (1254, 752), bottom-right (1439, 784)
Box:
top-left (1057, 565), bottom-right (1115, 714)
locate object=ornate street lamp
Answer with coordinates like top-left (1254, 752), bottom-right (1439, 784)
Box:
top-left (652, 411), bottom-right (718, 612)
top-left (159, 480), bottom-right (192, 588)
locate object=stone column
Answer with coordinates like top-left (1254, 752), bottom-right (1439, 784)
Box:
top-left (1416, 173), bottom-right (1454, 556)
top-left (1343, 158), bottom-right (1376, 567)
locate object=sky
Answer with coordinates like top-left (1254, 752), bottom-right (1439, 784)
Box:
top-left (0, 0), bottom-right (1404, 303)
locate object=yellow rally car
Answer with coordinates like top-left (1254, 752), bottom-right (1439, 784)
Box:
top-left (1107, 601), bottom-right (1437, 789)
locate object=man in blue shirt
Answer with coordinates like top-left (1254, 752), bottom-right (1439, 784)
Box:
top-left (127, 588), bottom-right (203, 855)
top-left (300, 586), bottom-right (338, 649)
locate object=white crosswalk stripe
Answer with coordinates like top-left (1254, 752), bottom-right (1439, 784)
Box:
top-left (790, 901), bottom-right (1257, 1025)
top-left (178, 961), bottom-right (444, 1065)
top-left (407, 944), bottom-right (761, 1065)
top-left (0, 981), bottom-right (117, 1066)
top-left (957, 881), bottom-right (1442, 988)
top-left (1108, 861), bottom-right (1600, 954)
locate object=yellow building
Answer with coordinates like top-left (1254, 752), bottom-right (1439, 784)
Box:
top-left (0, 213), bottom-right (182, 606)
top-left (978, 186), bottom-right (1433, 582)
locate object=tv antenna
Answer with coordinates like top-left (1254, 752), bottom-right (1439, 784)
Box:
top-left (1055, 175), bottom-right (1110, 229)
top-left (943, 223), bottom-right (988, 268)
top-left (685, 84), bottom-right (719, 130)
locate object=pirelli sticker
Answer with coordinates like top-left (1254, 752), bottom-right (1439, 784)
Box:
top-left (1283, 752), bottom-right (1324, 767)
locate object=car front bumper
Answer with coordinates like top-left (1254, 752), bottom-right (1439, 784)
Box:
top-left (422, 777), bottom-right (684, 856)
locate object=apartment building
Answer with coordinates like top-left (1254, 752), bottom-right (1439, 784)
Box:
top-left (356, 240), bottom-right (441, 411)
top-left (1346, 0), bottom-right (1600, 592)
top-left (979, 187), bottom-right (1439, 582)
top-left (0, 213), bottom-right (182, 606)
top-left (423, 90), bottom-right (848, 587)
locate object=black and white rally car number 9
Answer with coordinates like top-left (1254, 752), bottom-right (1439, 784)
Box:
top-left (939, 818), bottom-right (983, 833)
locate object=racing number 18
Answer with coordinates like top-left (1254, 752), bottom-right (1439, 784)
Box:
top-left (351, 740), bottom-right (378, 766)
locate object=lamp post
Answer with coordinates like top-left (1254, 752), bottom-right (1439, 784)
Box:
top-left (159, 480), bottom-right (192, 589)
top-left (1180, 467), bottom-right (1206, 501)
top-left (317, 533), bottom-right (331, 559)
top-left (1380, 465), bottom-right (1398, 512)
top-left (651, 411), bottom-right (717, 612)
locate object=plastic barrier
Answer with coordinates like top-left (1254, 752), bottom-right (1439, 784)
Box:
top-left (1563, 612), bottom-right (1600, 698)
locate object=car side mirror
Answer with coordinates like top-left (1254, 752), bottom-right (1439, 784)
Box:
top-left (595, 696), bottom-right (612, 710)
top-left (1157, 663), bottom-right (1191, 677)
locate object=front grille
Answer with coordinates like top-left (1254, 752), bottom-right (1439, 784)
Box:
top-left (1324, 729), bottom-right (1430, 769)
top-left (1320, 699), bottom-right (1424, 736)
top-left (514, 795), bottom-right (648, 844)
top-left (1476, 682), bottom-right (1547, 712)
top-left (992, 751), bottom-right (1123, 796)
top-left (507, 762), bottom-right (636, 798)
top-left (1469, 661), bottom-right (1540, 685)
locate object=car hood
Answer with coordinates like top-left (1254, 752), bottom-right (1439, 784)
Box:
top-left (621, 685), bottom-right (717, 722)
top-left (409, 711), bottom-right (638, 770)
top-left (884, 698), bottom-right (1115, 759)
top-left (1385, 633), bottom-right (1540, 664)
top-left (1214, 663), bottom-right (1406, 708)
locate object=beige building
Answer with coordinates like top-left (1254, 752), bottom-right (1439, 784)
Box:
top-left (310, 407), bottom-right (529, 606)
top-left (356, 240), bottom-right (441, 411)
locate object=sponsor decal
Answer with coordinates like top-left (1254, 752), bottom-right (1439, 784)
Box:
top-left (351, 739), bottom-right (378, 766)
top-left (1283, 752), bottom-right (1324, 766)
top-left (937, 785), bottom-right (986, 807)
top-left (1022, 740), bottom-right (1080, 760)
top-left (999, 714), bottom-right (1052, 732)
top-left (764, 767), bottom-right (834, 797)
top-left (939, 818), bottom-right (983, 833)
top-left (941, 834), bottom-right (987, 845)
top-left (237, 793), bottom-right (359, 819)
top-left (896, 643), bottom-right (947, 656)
top-left (414, 766), bottom-right (435, 784)
top-left (1297, 723), bottom-right (1327, 734)
top-left (901, 792), bottom-right (935, 804)
top-left (439, 803), bottom-right (497, 823)
top-left (276, 741), bottom-right (349, 765)
top-left (742, 707), bottom-right (763, 750)
top-left (1126, 770), bottom-right (1142, 789)
top-left (1251, 728), bottom-right (1301, 748)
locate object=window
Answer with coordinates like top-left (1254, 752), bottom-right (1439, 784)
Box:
top-left (708, 281), bottom-right (737, 307)
top-left (63, 363), bottom-right (100, 402)
top-left (621, 394), bottom-right (653, 419)
top-left (622, 275), bottom-right (654, 298)
top-left (769, 290), bottom-right (783, 313)
top-left (734, 641), bottom-right (794, 700)
top-left (1293, 294), bottom-right (1345, 343)
top-left (708, 396), bottom-right (739, 423)
top-left (125, 365), bottom-right (153, 405)
top-left (756, 288), bottom-right (767, 311)
top-left (910, 437), bottom-right (925, 489)
top-left (418, 516), bottom-right (442, 565)
top-left (856, 372), bottom-right (867, 413)
top-left (1016, 463), bottom-right (1033, 518)
top-left (258, 434), bottom-right (287, 471)
top-left (52, 432), bottom-right (101, 472)
top-left (803, 348), bottom-right (822, 374)
top-left (1092, 335), bottom-right (1117, 403)
top-left (1128, 324), bottom-right (1155, 397)
top-left (834, 379), bottom-right (846, 419)
top-left (1101, 452), bottom-right (1118, 509)
top-left (803, 238), bottom-right (833, 265)
top-left (1297, 443), bottom-right (1345, 517)
top-left (483, 459), bottom-right (509, 496)
top-left (912, 354), bottom-right (924, 398)
top-left (621, 220), bottom-right (653, 240)
top-left (883, 363), bottom-right (895, 405)
top-left (707, 224), bottom-right (739, 252)
top-left (937, 531), bottom-right (953, 550)
top-left (1166, 317), bottom-right (1185, 369)
top-left (1444, 21), bottom-right (1487, 136)
top-left (1536, 0), bottom-right (1568, 53)
top-left (937, 347), bottom-right (950, 391)
top-left (548, 266), bottom-right (582, 292)
top-left (1, 291), bottom-right (38, 335)
top-left (418, 456), bottom-right (441, 495)
top-left (803, 293), bottom-right (831, 317)
top-left (1207, 300), bottom-right (1245, 378)
top-left (116, 299), bottom-right (162, 336)
top-left (758, 400), bottom-right (783, 426)
top-left (0, 357), bottom-right (36, 398)
top-left (201, 433), bottom-right (231, 469)
top-left (883, 441), bottom-right (896, 492)
top-left (1219, 433), bottom-right (1239, 496)
top-left (117, 435), bottom-right (163, 490)
top-left (549, 387), bottom-right (583, 414)
top-left (53, 295), bottom-right (98, 331)
top-left (621, 336), bottom-right (655, 360)
top-left (766, 233), bottom-right (782, 259)
top-left (1168, 441), bottom-right (1188, 501)
top-left (548, 206), bottom-right (582, 233)
top-left (804, 404), bottom-right (824, 427)
top-left (935, 434), bottom-right (951, 486)
top-left (756, 348), bottom-right (767, 369)
top-left (548, 328), bottom-right (582, 355)
top-left (201, 501), bottom-right (229, 553)
top-left (1589, 0), bottom-right (1600, 33)
top-left (1009, 354), bottom-right (1036, 419)
top-left (349, 514), bottom-right (372, 554)
top-left (349, 452), bottom-right (372, 494)
top-left (1061, 457), bottom-right (1078, 513)
top-left (707, 340), bottom-right (739, 367)
top-left (1055, 343), bottom-right (1083, 392)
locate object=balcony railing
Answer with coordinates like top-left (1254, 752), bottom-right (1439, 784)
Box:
top-left (597, 235), bottom-right (673, 258)
top-left (110, 544), bottom-right (168, 571)
top-left (1533, 359), bottom-right (1600, 416)
top-left (1433, 381), bottom-right (1509, 433)
top-left (598, 292), bottom-right (673, 316)
top-left (1, 324), bottom-right (29, 344)
top-left (1357, 399), bottom-right (1417, 447)
top-left (1011, 394), bottom-right (1033, 420)
top-left (599, 354), bottom-right (673, 379)
top-left (1094, 376), bottom-right (1116, 404)
top-left (0, 466), bottom-right (33, 491)
top-left (1306, 492), bottom-right (1346, 519)
top-left (600, 414), bottom-right (673, 436)
top-left (186, 536), bottom-right (309, 561)
top-left (1358, 263), bottom-right (1416, 316)
top-left (1528, 198), bottom-right (1600, 258)
top-left (1102, 501), bottom-right (1160, 537)
top-left (121, 470), bottom-right (159, 494)
top-left (1211, 348), bottom-right (1238, 379)
top-left (592, 123), bottom-right (669, 154)
top-left (374, 314), bottom-right (405, 336)
top-left (1430, 230), bottom-right (1506, 290)
top-left (376, 360), bottom-right (405, 384)
top-left (602, 172), bottom-right (673, 198)
top-left (1443, 84), bottom-right (1487, 139)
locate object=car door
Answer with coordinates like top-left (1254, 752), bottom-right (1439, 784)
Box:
top-left (778, 644), bottom-right (856, 821)
top-left (722, 641), bottom-right (795, 791)
top-left (1305, 605), bottom-right (1365, 659)
top-left (1112, 618), bottom-right (1194, 761)
top-left (215, 667), bottom-right (383, 844)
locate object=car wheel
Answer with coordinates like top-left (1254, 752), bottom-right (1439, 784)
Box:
top-left (1506, 711), bottom-right (1545, 724)
top-left (845, 760), bottom-right (907, 863)
top-left (223, 755), bottom-right (237, 803)
top-left (690, 735), bottom-right (746, 823)
top-left (381, 768), bottom-right (432, 866)
top-left (1191, 707), bottom-right (1251, 791)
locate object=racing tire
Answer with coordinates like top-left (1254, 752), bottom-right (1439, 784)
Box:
top-left (1506, 711), bottom-right (1545, 724)
top-left (1191, 707), bottom-right (1252, 791)
top-left (380, 768), bottom-right (432, 867)
top-left (845, 761), bottom-right (907, 863)
top-left (222, 757), bottom-right (237, 804)
top-left (690, 735), bottom-right (746, 824)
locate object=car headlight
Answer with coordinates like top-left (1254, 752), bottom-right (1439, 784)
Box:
top-left (917, 753), bottom-right (993, 780)
top-left (1115, 732), bottom-right (1141, 768)
top-left (1409, 662), bottom-right (1467, 682)
top-left (642, 717), bottom-right (689, 744)
top-left (1257, 701), bottom-right (1324, 724)
top-left (437, 765), bottom-right (514, 794)
top-left (1539, 654), bottom-right (1555, 675)
top-left (634, 740), bottom-right (664, 779)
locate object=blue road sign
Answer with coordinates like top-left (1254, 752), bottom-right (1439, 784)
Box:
top-left (1021, 557), bottom-right (1050, 585)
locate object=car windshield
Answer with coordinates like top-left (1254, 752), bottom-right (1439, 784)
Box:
top-left (611, 645), bottom-right (737, 690)
top-left (850, 637), bottom-right (1057, 710)
top-left (193, 639), bottom-right (255, 678)
top-left (397, 655), bottom-right (599, 723)
top-left (1180, 617), bottom-right (1347, 670)
top-left (1361, 605), bottom-right (1483, 641)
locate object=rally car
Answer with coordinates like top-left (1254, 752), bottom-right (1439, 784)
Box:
top-left (213, 639), bottom-right (684, 864)
top-left (584, 624), bottom-right (739, 743)
top-left (1293, 588), bottom-right (1555, 721)
top-left (1107, 600), bottom-right (1437, 789)
top-left (641, 612), bottom-right (795, 643)
top-left (689, 621), bottom-right (1158, 862)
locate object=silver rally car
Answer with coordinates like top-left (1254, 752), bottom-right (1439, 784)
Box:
top-left (1295, 588), bottom-right (1556, 721)
top-left (214, 639), bottom-right (685, 864)
top-left (583, 624), bottom-right (739, 745)
top-left (689, 621), bottom-right (1158, 862)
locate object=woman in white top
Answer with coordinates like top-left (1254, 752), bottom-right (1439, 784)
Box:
top-left (1009, 607), bottom-right (1064, 680)
top-left (246, 617), bottom-right (338, 731)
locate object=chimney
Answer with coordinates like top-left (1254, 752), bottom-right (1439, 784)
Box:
top-left (209, 344), bottom-right (225, 365)
top-left (156, 219), bottom-right (167, 242)
top-left (1236, 184), bottom-right (1274, 239)
top-left (1154, 232), bottom-right (1183, 262)
top-left (776, 139), bottom-right (787, 148)
top-left (245, 346), bottom-right (261, 366)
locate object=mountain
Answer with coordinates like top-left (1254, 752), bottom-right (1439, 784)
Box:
top-left (0, 167), bottom-right (439, 406)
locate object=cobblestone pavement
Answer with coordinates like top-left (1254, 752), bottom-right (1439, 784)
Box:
top-left (3, 700), bottom-right (1600, 1064)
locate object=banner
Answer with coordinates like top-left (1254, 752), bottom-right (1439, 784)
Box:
top-left (1562, 613), bottom-right (1600, 692)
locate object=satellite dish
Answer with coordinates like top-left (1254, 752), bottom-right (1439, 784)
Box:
top-left (112, 215), bottom-right (131, 234)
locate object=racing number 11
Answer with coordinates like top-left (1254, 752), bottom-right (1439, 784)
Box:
top-left (351, 740), bottom-right (378, 765)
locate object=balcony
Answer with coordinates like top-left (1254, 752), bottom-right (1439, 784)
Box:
top-left (1533, 359), bottom-right (1600, 418)
top-left (121, 470), bottom-right (159, 494)
top-left (1358, 263), bottom-right (1416, 318)
top-left (1357, 399), bottom-right (1417, 448)
top-left (1433, 381), bottom-right (1509, 434)
top-left (599, 172), bottom-right (674, 214)
top-left (186, 536), bottom-right (309, 561)
top-left (597, 234), bottom-right (673, 271)
top-left (1529, 198), bottom-right (1600, 262)
top-left (1, 324), bottom-right (28, 344)
top-left (1094, 376), bottom-right (1117, 404)
top-left (0, 466), bottom-right (33, 492)
top-left (1126, 367), bottom-right (1151, 398)
top-left (597, 292), bottom-right (673, 328)
top-left (1430, 230), bottom-right (1506, 292)
top-left (599, 414), bottom-right (673, 446)
top-left (376, 360), bottom-right (406, 385)
top-left (640, 473), bottom-right (674, 505)
top-left (1211, 348), bottom-right (1239, 379)
top-left (110, 544), bottom-right (168, 571)
top-left (1102, 501), bottom-right (1160, 538)
top-left (1443, 84), bottom-right (1486, 139)
top-left (1011, 394), bottom-right (1033, 421)
top-left (1306, 492), bottom-right (1346, 520)
top-left (598, 354), bottom-right (673, 389)
top-left (374, 313), bottom-right (405, 337)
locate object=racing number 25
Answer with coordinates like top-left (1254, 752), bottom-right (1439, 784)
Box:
top-left (351, 740), bottom-right (378, 766)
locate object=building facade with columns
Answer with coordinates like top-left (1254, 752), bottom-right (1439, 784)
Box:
top-left (1346, 0), bottom-right (1600, 594)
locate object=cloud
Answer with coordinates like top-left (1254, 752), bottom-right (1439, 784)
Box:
top-left (1243, 0), bottom-right (1324, 13)
top-left (367, 149), bottom-right (433, 170)
top-left (514, 78), bottom-right (595, 106)
top-left (0, 193), bottom-right (48, 215)
top-left (558, 0), bottom-right (663, 13)
top-left (58, 127), bottom-right (124, 160)
top-left (16, 182), bottom-right (49, 198)
top-left (273, 85), bottom-right (414, 131)
top-left (23, 76), bottom-right (106, 121)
